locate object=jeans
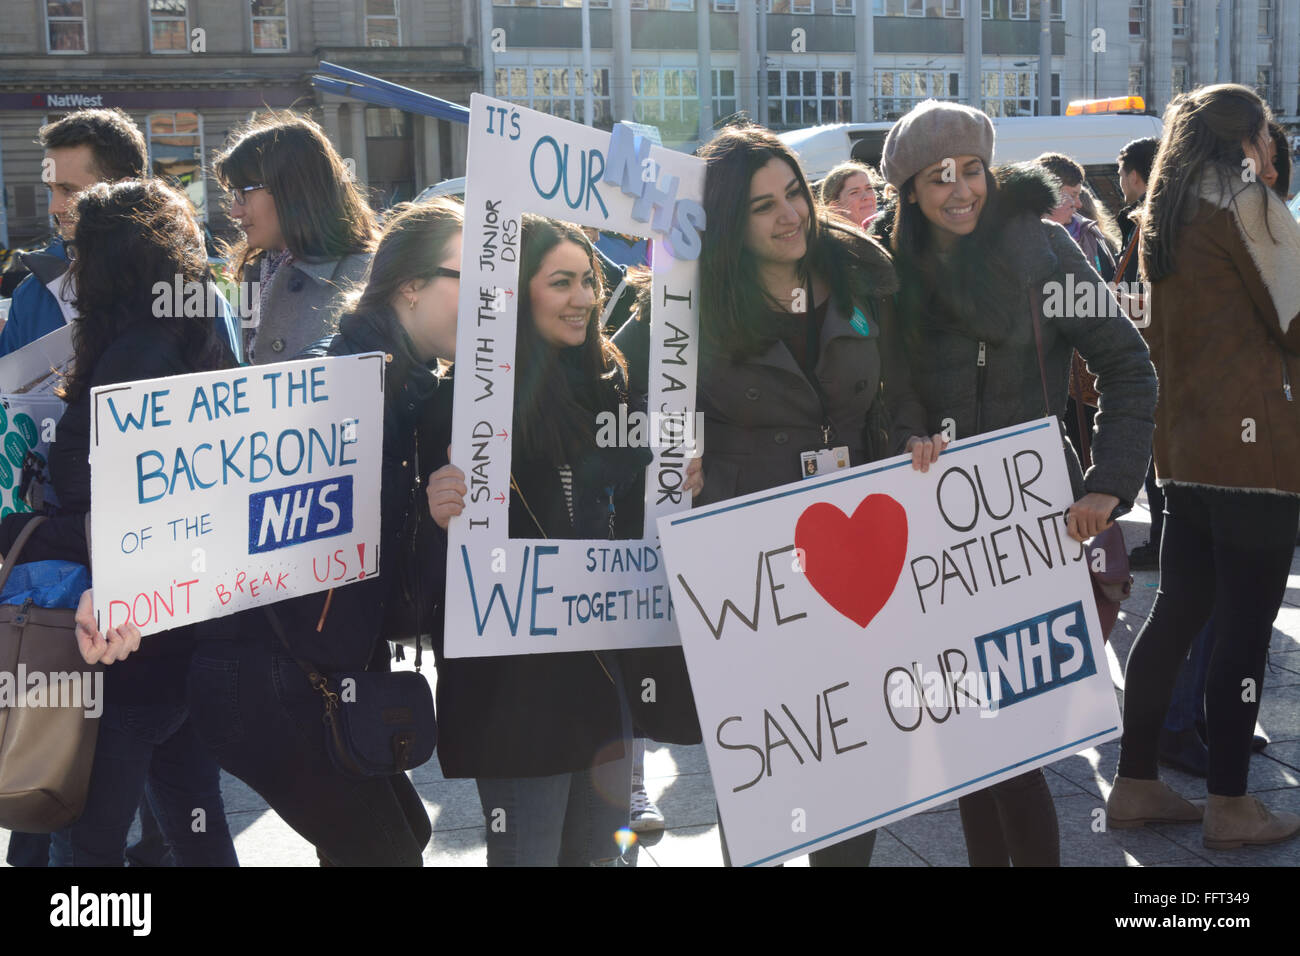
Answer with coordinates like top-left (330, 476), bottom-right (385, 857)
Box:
top-left (48, 702), bottom-right (237, 867)
top-left (188, 639), bottom-right (431, 866)
top-left (5, 831), bottom-right (50, 867)
top-left (1118, 485), bottom-right (1298, 795)
top-left (956, 769), bottom-right (1060, 866)
top-left (475, 658), bottom-right (634, 867)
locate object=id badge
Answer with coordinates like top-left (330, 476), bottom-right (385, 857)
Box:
top-left (800, 445), bottom-right (850, 479)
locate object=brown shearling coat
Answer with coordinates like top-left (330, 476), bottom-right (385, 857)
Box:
top-left (1143, 177), bottom-right (1300, 496)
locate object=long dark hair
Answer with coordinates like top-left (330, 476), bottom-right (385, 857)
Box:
top-left (698, 123), bottom-right (828, 360)
top-left (214, 112), bottom-right (378, 275)
top-left (1142, 84), bottom-right (1274, 283)
top-left (60, 179), bottom-right (228, 403)
top-left (1269, 121), bottom-right (1292, 198)
top-left (514, 215), bottom-right (626, 466)
top-left (348, 196), bottom-right (464, 316)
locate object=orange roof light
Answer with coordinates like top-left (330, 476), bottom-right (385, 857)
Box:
top-left (1066, 96), bottom-right (1146, 115)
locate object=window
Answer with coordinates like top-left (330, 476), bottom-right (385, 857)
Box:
top-left (982, 0), bottom-right (992, 17)
top-left (1010, 0), bottom-right (1028, 19)
top-left (833, 0), bottom-right (855, 13)
top-left (149, 0), bottom-right (189, 52)
top-left (494, 1), bottom-right (611, 6)
top-left (630, 0), bottom-right (693, 8)
top-left (1128, 1), bottom-right (1144, 37)
top-left (1258, 0), bottom-right (1272, 38)
top-left (714, 0), bottom-right (737, 9)
top-left (1171, 63), bottom-right (1188, 96)
top-left (495, 65), bottom-right (614, 127)
top-left (905, 0), bottom-right (924, 16)
top-left (250, 0), bottom-right (289, 51)
top-left (767, 68), bottom-right (852, 127)
top-left (1128, 64), bottom-right (1144, 98)
top-left (1171, 0), bottom-right (1187, 37)
top-left (875, 69), bottom-right (959, 120)
top-left (943, 0), bottom-right (963, 15)
top-left (1257, 67), bottom-right (1272, 103)
top-left (769, 0), bottom-right (814, 12)
top-left (981, 70), bottom-right (1060, 116)
top-left (1048, 0), bottom-right (1064, 19)
top-left (366, 0), bottom-right (400, 46)
top-left (633, 67), bottom-right (705, 138)
top-left (148, 112), bottom-right (207, 220)
top-left (45, 1), bottom-right (87, 53)
top-left (712, 68), bottom-right (738, 122)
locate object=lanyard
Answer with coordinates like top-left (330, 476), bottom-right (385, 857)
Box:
top-left (799, 281), bottom-right (840, 447)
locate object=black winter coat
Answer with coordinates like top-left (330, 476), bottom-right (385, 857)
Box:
top-left (433, 358), bottom-right (650, 779)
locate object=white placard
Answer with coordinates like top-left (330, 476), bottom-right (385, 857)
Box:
top-left (0, 323), bottom-right (73, 395)
top-left (444, 94), bottom-right (705, 658)
top-left (658, 419), bottom-right (1121, 867)
top-left (89, 354), bottom-right (384, 635)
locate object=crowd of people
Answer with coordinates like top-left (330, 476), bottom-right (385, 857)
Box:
top-left (1, 79), bottom-right (1297, 866)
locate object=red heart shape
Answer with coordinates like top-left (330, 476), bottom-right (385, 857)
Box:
top-left (795, 493), bottom-right (908, 629)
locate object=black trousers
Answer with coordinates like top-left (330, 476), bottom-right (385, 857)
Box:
top-left (1117, 484), bottom-right (1298, 795)
top-left (957, 769), bottom-right (1060, 866)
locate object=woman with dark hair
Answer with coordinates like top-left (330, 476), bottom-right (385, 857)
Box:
top-left (4, 179), bottom-right (238, 866)
top-left (214, 112), bottom-right (377, 363)
top-left (871, 99), bottom-right (1157, 866)
top-left (1106, 84), bottom-right (1300, 849)
top-left (179, 198), bottom-right (467, 866)
top-left (425, 215), bottom-right (701, 866)
top-left (1264, 121), bottom-right (1293, 199)
top-left (693, 122), bottom-right (939, 867)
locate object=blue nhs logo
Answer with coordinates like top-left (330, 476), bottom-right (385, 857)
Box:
top-left (973, 601), bottom-right (1097, 711)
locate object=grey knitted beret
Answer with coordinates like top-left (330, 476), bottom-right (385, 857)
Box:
top-left (879, 99), bottom-right (995, 190)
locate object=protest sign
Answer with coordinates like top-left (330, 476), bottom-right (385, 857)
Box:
top-left (0, 324), bottom-right (75, 514)
top-left (89, 354), bottom-right (384, 635)
top-left (658, 418), bottom-right (1122, 867)
top-left (443, 94), bottom-right (705, 658)
top-left (0, 323), bottom-right (73, 395)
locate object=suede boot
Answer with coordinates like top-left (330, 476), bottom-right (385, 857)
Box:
top-left (1106, 776), bottom-right (1203, 828)
top-left (1203, 795), bottom-right (1300, 850)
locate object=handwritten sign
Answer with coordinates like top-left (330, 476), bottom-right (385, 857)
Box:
top-left (658, 419), bottom-right (1121, 867)
top-left (89, 354), bottom-right (384, 635)
top-left (443, 94), bottom-right (706, 658)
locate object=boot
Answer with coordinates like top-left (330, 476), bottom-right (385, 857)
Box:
top-left (1203, 794), bottom-right (1300, 850)
top-left (1106, 776), bottom-right (1203, 828)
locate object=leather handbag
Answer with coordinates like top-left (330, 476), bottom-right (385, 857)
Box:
top-left (1027, 289), bottom-right (1132, 643)
top-left (262, 603), bottom-right (435, 779)
top-left (0, 516), bottom-right (101, 832)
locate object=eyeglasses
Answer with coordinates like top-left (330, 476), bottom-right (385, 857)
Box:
top-left (431, 267), bottom-right (460, 280)
top-left (226, 184), bottom-right (266, 208)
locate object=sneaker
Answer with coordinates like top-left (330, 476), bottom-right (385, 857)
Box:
top-left (630, 779), bottom-right (665, 833)
top-left (1128, 542), bottom-right (1159, 571)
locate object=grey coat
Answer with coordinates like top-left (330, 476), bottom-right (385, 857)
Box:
top-left (247, 252), bottom-right (370, 364)
top-left (873, 165), bottom-right (1157, 506)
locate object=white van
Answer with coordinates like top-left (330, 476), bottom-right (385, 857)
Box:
top-left (781, 110), bottom-right (1163, 211)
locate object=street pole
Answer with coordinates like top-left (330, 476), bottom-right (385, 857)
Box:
top-left (1038, 0), bottom-right (1052, 115)
top-left (698, 0), bottom-right (714, 142)
top-left (581, 0), bottom-right (594, 126)
top-left (758, 3), bottom-right (768, 125)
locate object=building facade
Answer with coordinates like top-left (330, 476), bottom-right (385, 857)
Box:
top-left (484, 0), bottom-right (1299, 148)
top-left (1, 0), bottom-right (478, 248)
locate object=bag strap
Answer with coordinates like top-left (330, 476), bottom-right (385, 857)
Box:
top-left (1114, 224), bottom-right (1140, 283)
top-left (0, 515), bottom-right (49, 596)
top-left (262, 604), bottom-right (341, 720)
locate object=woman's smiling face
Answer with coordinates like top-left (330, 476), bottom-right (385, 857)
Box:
top-left (909, 154), bottom-right (989, 246)
top-left (528, 239), bottom-right (599, 349)
top-left (743, 157), bottom-right (810, 268)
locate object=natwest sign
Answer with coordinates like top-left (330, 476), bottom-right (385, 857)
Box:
top-left (42, 93), bottom-right (105, 108)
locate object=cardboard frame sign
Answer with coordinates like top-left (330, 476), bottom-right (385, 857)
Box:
top-left (658, 419), bottom-right (1121, 867)
top-left (444, 94), bottom-right (705, 658)
top-left (89, 354), bottom-right (384, 635)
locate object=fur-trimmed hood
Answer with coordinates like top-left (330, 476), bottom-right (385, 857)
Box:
top-left (872, 162), bottom-right (1065, 345)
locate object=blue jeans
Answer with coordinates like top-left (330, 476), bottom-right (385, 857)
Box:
top-left (48, 701), bottom-right (237, 867)
top-left (1162, 620), bottom-right (1213, 734)
top-left (475, 659), bottom-right (634, 867)
top-left (188, 639), bottom-right (431, 866)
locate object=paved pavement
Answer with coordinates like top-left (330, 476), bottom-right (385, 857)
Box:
top-left (5, 493), bottom-right (1298, 867)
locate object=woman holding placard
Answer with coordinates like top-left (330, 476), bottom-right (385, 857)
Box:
top-left (4, 179), bottom-right (238, 866)
top-left (871, 100), bottom-right (1157, 865)
top-left (691, 122), bottom-right (939, 866)
top-left (426, 215), bottom-right (702, 866)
